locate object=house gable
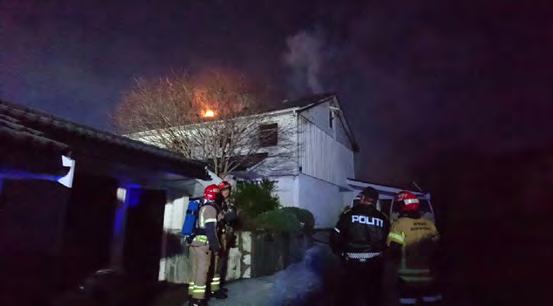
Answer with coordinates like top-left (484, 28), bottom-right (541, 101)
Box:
top-left (295, 95), bottom-right (357, 152)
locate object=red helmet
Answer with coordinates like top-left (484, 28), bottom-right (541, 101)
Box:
top-left (204, 184), bottom-right (220, 201)
top-left (218, 181), bottom-right (231, 191)
top-left (396, 191), bottom-right (420, 213)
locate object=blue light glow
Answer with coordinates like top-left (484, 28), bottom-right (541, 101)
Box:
top-left (126, 188), bottom-right (142, 208)
top-left (0, 169), bottom-right (62, 182)
top-left (113, 187), bottom-right (129, 237)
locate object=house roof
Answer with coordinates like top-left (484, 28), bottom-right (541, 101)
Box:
top-left (0, 100), bottom-right (209, 180)
top-left (269, 93), bottom-right (336, 112)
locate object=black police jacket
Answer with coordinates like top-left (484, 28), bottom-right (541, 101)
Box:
top-left (330, 204), bottom-right (390, 254)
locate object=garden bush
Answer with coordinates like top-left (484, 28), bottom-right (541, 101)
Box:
top-left (280, 207), bottom-right (315, 234)
top-left (233, 179), bottom-right (280, 230)
top-left (254, 209), bottom-right (302, 233)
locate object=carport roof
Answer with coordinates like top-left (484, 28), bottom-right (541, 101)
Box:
top-left (0, 100), bottom-right (209, 180)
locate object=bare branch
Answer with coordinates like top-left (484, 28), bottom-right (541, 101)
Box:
top-left (113, 69), bottom-right (297, 178)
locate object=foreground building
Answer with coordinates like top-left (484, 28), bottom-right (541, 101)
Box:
top-left (0, 100), bottom-right (208, 306)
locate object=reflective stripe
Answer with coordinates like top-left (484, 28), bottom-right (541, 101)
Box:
top-left (404, 198), bottom-right (419, 204)
top-left (334, 228), bottom-right (340, 233)
top-left (193, 235), bottom-right (208, 243)
top-left (422, 294), bottom-right (443, 302)
top-left (193, 285), bottom-right (206, 292)
top-left (199, 207), bottom-right (205, 227)
top-left (401, 275), bottom-right (433, 282)
top-left (346, 252), bottom-right (381, 259)
top-left (388, 232), bottom-right (405, 244)
top-left (204, 218), bottom-right (217, 223)
top-left (399, 268), bottom-right (431, 275)
top-left (399, 298), bottom-right (417, 304)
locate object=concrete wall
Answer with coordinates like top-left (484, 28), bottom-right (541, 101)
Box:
top-left (160, 231), bottom-right (254, 284)
top-left (159, 231), bottom-right (310, 284)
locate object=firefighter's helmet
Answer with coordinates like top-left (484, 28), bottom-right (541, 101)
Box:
top-left (396, 191), bottom-right (420, 213)
top-left (204, 184), bottom-right (220, 202)
top-left (218, 181), bottom-right (231, 191)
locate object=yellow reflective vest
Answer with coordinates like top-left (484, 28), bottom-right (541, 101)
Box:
top-left (387, 217), bottom-right (439, 284)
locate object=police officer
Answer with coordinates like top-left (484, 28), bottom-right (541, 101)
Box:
top-left (189, 185), bottom-right (222, 306)
top-left (330, 187), bottom-right (390, 306)
top-left (210, 181), bottom-right (237, 299)
top-left (387, 191), bottom-right (441, 305)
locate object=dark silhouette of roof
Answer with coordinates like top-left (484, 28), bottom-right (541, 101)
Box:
top-left (0, 99), bottom-right (209, 180)
top-left (268, 93), bottom-right (336, 112)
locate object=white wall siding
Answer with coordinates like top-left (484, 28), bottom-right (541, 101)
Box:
top-left (299, 116), bottom-right (354, 187)
top-left (297, 174), bottom-right (343, 228)
top-left (334, 113), bottom-right (353, 150)
top-left (271, 175), bottom-right (299, 207)
top-left (163, 193), bottom-right (189, 232)
top-left (300, 101), bottom-right (333, 135)
top-left (253, 113), bottom-right (299, 177)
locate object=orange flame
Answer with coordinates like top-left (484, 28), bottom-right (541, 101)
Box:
top-left (203, 109), bottom-right (215, 118)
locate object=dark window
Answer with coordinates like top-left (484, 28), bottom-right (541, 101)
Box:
top-left (259, 123), bottom-right (278, 147)
top-left (329, 110), bottom-right (333, 128)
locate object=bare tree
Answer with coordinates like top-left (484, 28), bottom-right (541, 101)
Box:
top-left (113, 70), bottom-right (295, 178)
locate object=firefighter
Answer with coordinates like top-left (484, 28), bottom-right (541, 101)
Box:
top-left (189, 184), bottom-right (222, 306)
top-left (330, 187), bottom-right (390, 306)
top-left (387, 191), bottom-right (442, 305)
top-left (210, 181), bottom-right (237, 299)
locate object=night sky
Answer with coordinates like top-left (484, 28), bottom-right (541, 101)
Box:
top-left (2, 0), bottom-right (552, 184)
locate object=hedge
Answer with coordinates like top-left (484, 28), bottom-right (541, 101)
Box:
top-left (280, 207), bottom-right (315, 234)
top-left (254, 209), bottom-right (302, 233)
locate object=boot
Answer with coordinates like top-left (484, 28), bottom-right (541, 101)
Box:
top-left (211, 289), bottom-right (228, 299)
top-left (188, 298), bottom-right (208, 306)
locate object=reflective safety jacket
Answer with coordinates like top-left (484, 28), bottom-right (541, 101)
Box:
top-left (192, 202), bottom-right (221, 251)
top-left (330, 204), bottom-right (390, 260)
top-left (387, 216), bottom-right (439, 284)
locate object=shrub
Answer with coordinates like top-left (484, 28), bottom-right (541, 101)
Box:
top-left (233, 179), bottom-right (280, 217)
top-left (280, 207), bottom-right (315, 234)
top-left (254, 209), bottom-right (302, 233)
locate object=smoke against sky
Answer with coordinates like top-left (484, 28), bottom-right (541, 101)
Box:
top-left (283, 30), bottom-right (325, 95)
top-left (1, 0), bottom-right (553, 183)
